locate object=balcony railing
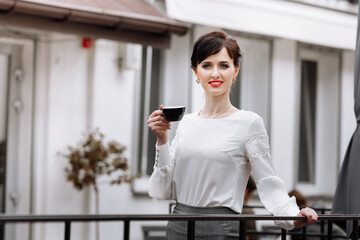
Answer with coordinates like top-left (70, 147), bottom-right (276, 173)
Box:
top-left (0, 213), bottom-right (359, 240)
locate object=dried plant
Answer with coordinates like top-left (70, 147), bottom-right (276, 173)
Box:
top-left (61, 129), bottom-right (132, 240)
top-left (63, 129), bottom-right (132, 192)
top-left (61, 129), bottom-right (133, 202)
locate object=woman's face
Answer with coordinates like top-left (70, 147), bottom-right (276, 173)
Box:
top-left (194, 47), bottom-right (239, 98)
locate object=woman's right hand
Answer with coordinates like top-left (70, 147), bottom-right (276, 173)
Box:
top-left (147, 105), bottom-right (171, 146)
top-left (294, 207), bottom-right (318, 228)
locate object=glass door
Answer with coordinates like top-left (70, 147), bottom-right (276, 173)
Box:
top-left (0, 52), bottom-right (9, 239)
top-left (0, 40), bottom-right (33, 240)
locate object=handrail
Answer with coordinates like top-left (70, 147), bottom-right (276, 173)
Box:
top-left (0, 213), bottom-right (307, 222)
top-left (0, 214), bottom-right (359, 240)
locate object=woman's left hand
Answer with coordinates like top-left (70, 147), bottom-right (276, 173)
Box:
top-left (293, 207), bottom-right (318, 227)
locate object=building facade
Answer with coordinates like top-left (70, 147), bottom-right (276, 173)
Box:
top-left (0, 0), bottom-right (358, 239)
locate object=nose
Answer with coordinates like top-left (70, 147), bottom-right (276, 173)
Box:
top-left (211, 67), bottom-right (220, 79)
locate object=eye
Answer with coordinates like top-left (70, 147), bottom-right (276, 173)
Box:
top-left (220, 63), bottom-right (229, 69)
top-left (202, 64), bottom-right (212, 69)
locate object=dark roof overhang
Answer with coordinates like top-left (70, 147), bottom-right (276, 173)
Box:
top-left (0, 0), bottom-right (191, 48)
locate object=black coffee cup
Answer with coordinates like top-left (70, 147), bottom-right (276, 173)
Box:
top-left (162, 106), bottom-right (186, 122)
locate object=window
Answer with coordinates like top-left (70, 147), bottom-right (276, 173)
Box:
top-left (296, 46), bottom-right (340, 195)
top-left (134, 46), bottom-right (163, 176)
top-left (298, 60), bottom-right (317, 183)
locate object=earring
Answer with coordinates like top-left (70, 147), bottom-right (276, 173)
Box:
top-left (196, 78), bottom-right (200, 84)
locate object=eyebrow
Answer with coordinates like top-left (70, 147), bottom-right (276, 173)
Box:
top-left (201, 61), bottom-right (231, 64)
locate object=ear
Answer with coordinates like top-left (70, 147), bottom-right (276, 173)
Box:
top-left (192, 67), bottom-right (198, 79)
top-left (234, 66), bottom-right (240, 79)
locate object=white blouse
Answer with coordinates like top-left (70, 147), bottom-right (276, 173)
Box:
top-left (148, 110), bottom-right (300, 230)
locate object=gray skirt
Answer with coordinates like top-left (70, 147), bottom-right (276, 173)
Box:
top-left (166, 202), bottom-right (240, 239)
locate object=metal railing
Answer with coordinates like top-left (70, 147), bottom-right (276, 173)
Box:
top-left (0, 213), bottom-right (359, 240)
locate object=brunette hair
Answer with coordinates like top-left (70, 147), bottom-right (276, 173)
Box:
top-left (288, 189), bottom-right (308, 209)
top-left (246, 176), bottom-right (257, 194)
top-left (191, 31), bottom-right (241, 69)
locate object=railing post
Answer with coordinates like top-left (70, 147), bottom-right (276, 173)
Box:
top-left (0, 223), bottom-right (4, 240)
top-left (352, 220), bottom-right (358, 240)
top-left (64, 221), bottom-right (71, 240)
top-left (281, 228), bottom-right (287, 240)
top-left (321, 209), bottom-right (325, 240)
top-left (124, 220), bottom-right (130, 240)
top-left (239, 220), bottom-right (246, 240)
top-left (187, 220), bottom-right (195, 240)
top-left (327, 220), bottom-right (333, 240)
top-left (301, 227), bottom-right (306, 240)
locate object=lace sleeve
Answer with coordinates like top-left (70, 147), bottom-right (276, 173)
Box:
top-left (245, 118), bottom-right (299, 230)
top-left (246, 134), bottom-right (270, 160)
top-left (245, 133), bottom-right (276, 181)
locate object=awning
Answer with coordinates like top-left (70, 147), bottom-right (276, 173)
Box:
top-left (0, 0), bottom-right (191, 48)
top-left (166, 0), bottom-right (357, 50)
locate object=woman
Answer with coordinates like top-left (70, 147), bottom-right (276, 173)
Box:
top-left (147, 31), bottom-right (317, 239)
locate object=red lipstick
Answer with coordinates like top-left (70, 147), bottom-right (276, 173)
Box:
top-left (209, 81), bottom-right (223, 87)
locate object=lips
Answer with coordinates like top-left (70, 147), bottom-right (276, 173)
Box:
top-left (209, 81), bottom-right (223, 87)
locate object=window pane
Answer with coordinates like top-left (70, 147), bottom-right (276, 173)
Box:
top-left (135, 46), bottom-right (162, 176)
top-left (298, 60), bottom-right (317, 183)
top-left (146, 49), bottom-right (161, 176)
top-left (135, 47), bottom-right (148, 174)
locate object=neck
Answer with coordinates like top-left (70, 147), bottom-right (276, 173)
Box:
top-left (199, 98), bottom-right (235, 119)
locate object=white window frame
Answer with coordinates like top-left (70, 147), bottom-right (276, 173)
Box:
top-left (132, 46), bottom-right (163, 177)
top-left (295, 45), bottom-right (341, 196)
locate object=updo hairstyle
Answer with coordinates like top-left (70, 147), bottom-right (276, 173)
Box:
top-left (191, 31), bottom-right (241, 69)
